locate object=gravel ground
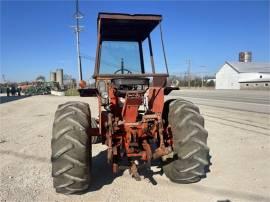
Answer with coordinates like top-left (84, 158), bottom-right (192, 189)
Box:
top-left (0, 94), bottom-right (269, 202)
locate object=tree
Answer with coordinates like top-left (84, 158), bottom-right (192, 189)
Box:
top-left (206, 80), bottom-right (215, 87)
top-left (63, 74), bottom-right (76, 89)
top-left (36, 75), bottom-right (46, 82)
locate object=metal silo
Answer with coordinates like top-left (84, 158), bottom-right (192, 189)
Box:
top-left (239, 52), bottom-right (252, 62)
top-left (56, 68), bottom-right (64, 86)
top-left (50, 72), bottom-right (56, 82)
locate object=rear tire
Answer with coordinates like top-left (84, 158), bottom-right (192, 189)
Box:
top-left (51, 101), bottom-right (91, 194)
top-left (162, 99), bottom-right (210, 183)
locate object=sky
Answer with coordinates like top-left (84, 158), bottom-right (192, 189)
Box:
top-left (1, 0), bottom-right (269, 82)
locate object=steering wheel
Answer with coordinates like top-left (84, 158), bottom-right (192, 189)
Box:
top-left (114, 68), bottom-right (132, 74)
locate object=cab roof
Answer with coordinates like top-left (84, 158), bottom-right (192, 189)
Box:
top-left (98, 12), bottom-right (162, 41)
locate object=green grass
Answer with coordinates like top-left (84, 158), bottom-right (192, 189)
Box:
top-left (65, 88), bottom-right (79, 96)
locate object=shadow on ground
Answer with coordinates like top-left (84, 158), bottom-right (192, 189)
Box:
top-left (88, 150), bottom-right (163, 192)
top-left (0, 95), bottom-right (30, 104)
top-left (88, 150), bottom-right (123, 192)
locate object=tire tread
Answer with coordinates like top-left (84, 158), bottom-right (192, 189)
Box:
top-left (162, 99), bottom-right (210, 184)
top-left (51, 101), bottom-right (91, 194)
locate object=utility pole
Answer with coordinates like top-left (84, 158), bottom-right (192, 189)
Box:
top-left (201, 72), bottom-right (204, 87)
top-left (121, 58), bottom-right (124, 74)
top-left (200, 65), bottom-right (206, 88)
top-left (2, 74), bottom-right (6, 83)
top-left (187, 60), bottom-right (191, 88)
top-left (73, 0), bottom-right (83, 84)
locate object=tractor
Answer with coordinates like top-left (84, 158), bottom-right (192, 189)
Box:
top-left (51, 12), bottom-right (210, 194)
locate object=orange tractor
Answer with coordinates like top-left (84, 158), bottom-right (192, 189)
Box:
top-left (51, 13), bottom-right (210, 194)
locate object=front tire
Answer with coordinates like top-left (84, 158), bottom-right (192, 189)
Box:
top-left (162, 99), bottom-right (210, 183)
top-left (51, 101), bottom-right (91, 194)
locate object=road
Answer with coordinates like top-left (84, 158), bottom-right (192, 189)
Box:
top-left (170, 89), bottom-right (270, 114)
top-left (0, 91), bottom-right (269, 202)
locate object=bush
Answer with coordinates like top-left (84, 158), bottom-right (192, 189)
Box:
top-left (65, 88), bottom-right (79, 96)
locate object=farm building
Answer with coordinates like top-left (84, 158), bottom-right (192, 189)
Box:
top-left (216, 53), bottom-right (270, 90)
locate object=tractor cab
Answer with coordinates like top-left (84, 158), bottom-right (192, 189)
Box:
top-left (79, 12), bottom-right (178, 97)
top-left (94, 13), bottom-right (167, 75)
top-left (92, 13), bottom-right (172, 96)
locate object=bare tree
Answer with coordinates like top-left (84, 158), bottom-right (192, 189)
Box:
top-left (36, 75), bottom-right (46, 82)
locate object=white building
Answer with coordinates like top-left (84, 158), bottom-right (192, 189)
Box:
top-left (216, 61), bottom-right (270, 90)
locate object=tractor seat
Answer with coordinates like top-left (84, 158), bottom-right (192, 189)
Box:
top-left (111, 78), bottom-right (149, 97)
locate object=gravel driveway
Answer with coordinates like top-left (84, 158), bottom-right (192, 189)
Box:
top-left (0, 95), bottom-right (269, 202)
